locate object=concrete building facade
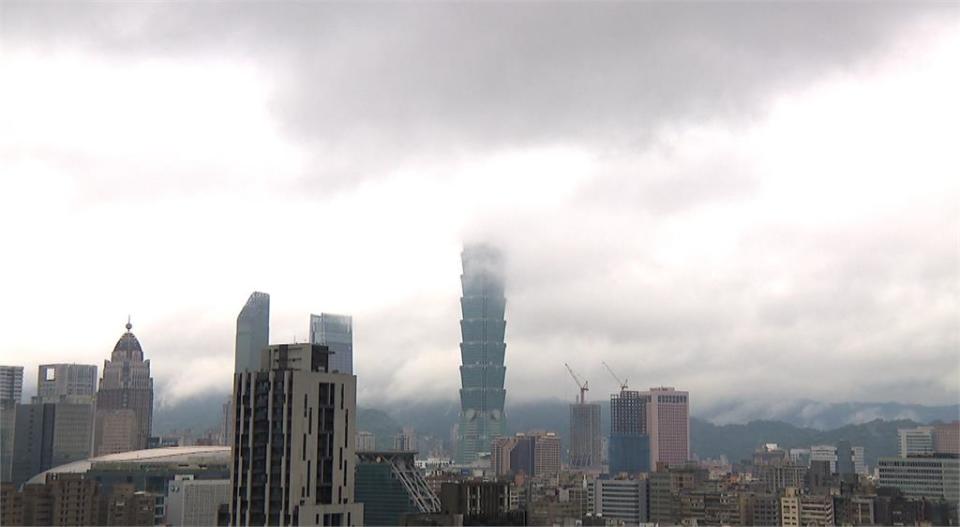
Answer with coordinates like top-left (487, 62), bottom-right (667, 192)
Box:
top-left (899, 427), bottom-right (935, 458)
top-left (587, 478), bottom-right (647, 524)
top-left (165, 476), bottom-right (230, 526)
top-left (11, 399), bottom-right (95, 485)
top-left (36, 364), bottom-right (98, 402)
top-left (569, 402), bottom-right (602, 469)
top-left (934, 422), bottom-right (960, 455)
top-left (229, 343), bottom-right (362, 526)
top-left (647, 387), bottom-right (689, 468)
top-left (877, 456), bottom-right (960, 503)
top-left (0, 365), bottom-right (23, 482)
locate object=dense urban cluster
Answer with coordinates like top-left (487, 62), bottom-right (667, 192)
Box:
top-left (0, 245), bottom-right (957, 526)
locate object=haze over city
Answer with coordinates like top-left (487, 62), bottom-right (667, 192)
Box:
top-left (1, 2), bottom-right (957, 416)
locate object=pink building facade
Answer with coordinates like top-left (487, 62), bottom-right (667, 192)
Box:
top-left (647, 387), bottom-right (690, 467)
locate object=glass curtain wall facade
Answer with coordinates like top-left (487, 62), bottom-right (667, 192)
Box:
top-left (309, 313), bottom-right (353, 374)
top-left (457, 245), bottom-right (507, 464)
top-left (235, 292), bottom-right (270, 373)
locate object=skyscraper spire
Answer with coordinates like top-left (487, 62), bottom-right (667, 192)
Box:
top-left (126, 315), bottom-right (132, 332)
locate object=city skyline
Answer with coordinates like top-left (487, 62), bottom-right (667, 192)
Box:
top-left (1, 2), bottom-right (957, 413)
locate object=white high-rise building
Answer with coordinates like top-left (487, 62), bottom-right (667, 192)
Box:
top-left (852, 446), bottom-right (868, 475)
top-left (810, 445), bottom-right (838, 473)
top-left (230, 343), bottom-right (362, 526)
top-left (899, 426), bottom-right (935, 457)
top-left (587, 478), bottom-right (647, 524)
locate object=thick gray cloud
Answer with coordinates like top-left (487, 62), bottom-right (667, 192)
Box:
top-left (1, 2), bottom-right (957, 414)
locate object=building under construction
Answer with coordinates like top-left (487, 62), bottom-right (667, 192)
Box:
top-left (565, 364), bottom-right (602, 469)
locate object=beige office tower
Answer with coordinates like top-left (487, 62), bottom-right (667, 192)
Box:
top-left (646, 387), bottom-right (690, 468)
top-left (230, 343), bottom-right (363, 526)
top-left (95, 409), bottom-right (140, 455)
top-left (94, 320), bottom-right (154, 455)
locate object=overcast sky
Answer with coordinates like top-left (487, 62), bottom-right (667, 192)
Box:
top-left (1, 2), bottom-right (957, 414)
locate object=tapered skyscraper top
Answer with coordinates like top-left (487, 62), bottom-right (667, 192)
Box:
top-left (235, 291), bottom-right (270, 373)
top-left (457, 244), bottom-right (507, 464)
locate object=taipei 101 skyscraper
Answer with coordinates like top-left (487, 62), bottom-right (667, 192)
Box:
top-left (456, 244), bottom-right (507, 464)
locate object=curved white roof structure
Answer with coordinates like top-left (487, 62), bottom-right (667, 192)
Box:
top-left (26, 446), bottom-right (230, 485)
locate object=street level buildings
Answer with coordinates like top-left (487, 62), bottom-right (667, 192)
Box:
top-left (457, 244), bottom-right (507, 464)
top-left (310, 313), bottom-right (353, 374)
top-left (587, 478), bottom-right (647, 525)
top-left (93, 321), bottom-right (154, 456)
top-left (230, 343), bottom-right (362, 526)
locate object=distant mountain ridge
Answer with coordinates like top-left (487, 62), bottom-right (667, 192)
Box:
top-left (154, 393), bottom-right (956, 467)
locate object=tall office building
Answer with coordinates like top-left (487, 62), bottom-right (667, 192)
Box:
top-left (35, 364), bottom-right (98, 402)
top-left (0, 365), bottom-right (23, 482)
top-left (899, 426), bottom-right (935, 457)
top-left (934, 422), bottom-right (960, 455)
top-left (570, 402), bottom-right (602, 468)
top-left (456, 244), bottom-right (507, 464)
top-left (0, 366), bottom-right (23, 403)
top-left (609, 389), bottom-right (650, 474)
top-left (93, 320), bottom-right (154, 456)
top-left (809, 445), bottom-right (838, 473)
top-left (309, 313), bottom-right (353, 374)
top-left (491, 432), bottom-right (561, 479)
top-left (852, 446), bottom-right (868, 475)
top-left (877, 456), bottom-right (960, 502)
top-left (11, 397), bottom-right (96, 485)
top-left (836, 440), bottom-right (855, 476)
top-left (235, 292), bottom-right (270, 373)
top-left (230, 343), bottom-right (362, 526)
top-left (647, 387), bottom-right (690, 467)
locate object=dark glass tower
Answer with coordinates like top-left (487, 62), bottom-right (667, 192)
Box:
top-left (457, 244), bottom-right (507, 464)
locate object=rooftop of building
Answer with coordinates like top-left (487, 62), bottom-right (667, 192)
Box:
top-left (26, 446), bottom-right (230, 485)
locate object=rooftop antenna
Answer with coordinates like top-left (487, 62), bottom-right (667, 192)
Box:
top-left (564, 363), bottom-right (589, 404)
top-left (602, 361), bottom-right (628, 392)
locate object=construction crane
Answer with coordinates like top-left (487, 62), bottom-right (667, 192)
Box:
top-left (602, 361), bottom-right (628, 391)
top-left (564, 363), bottom-right (589, 404)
